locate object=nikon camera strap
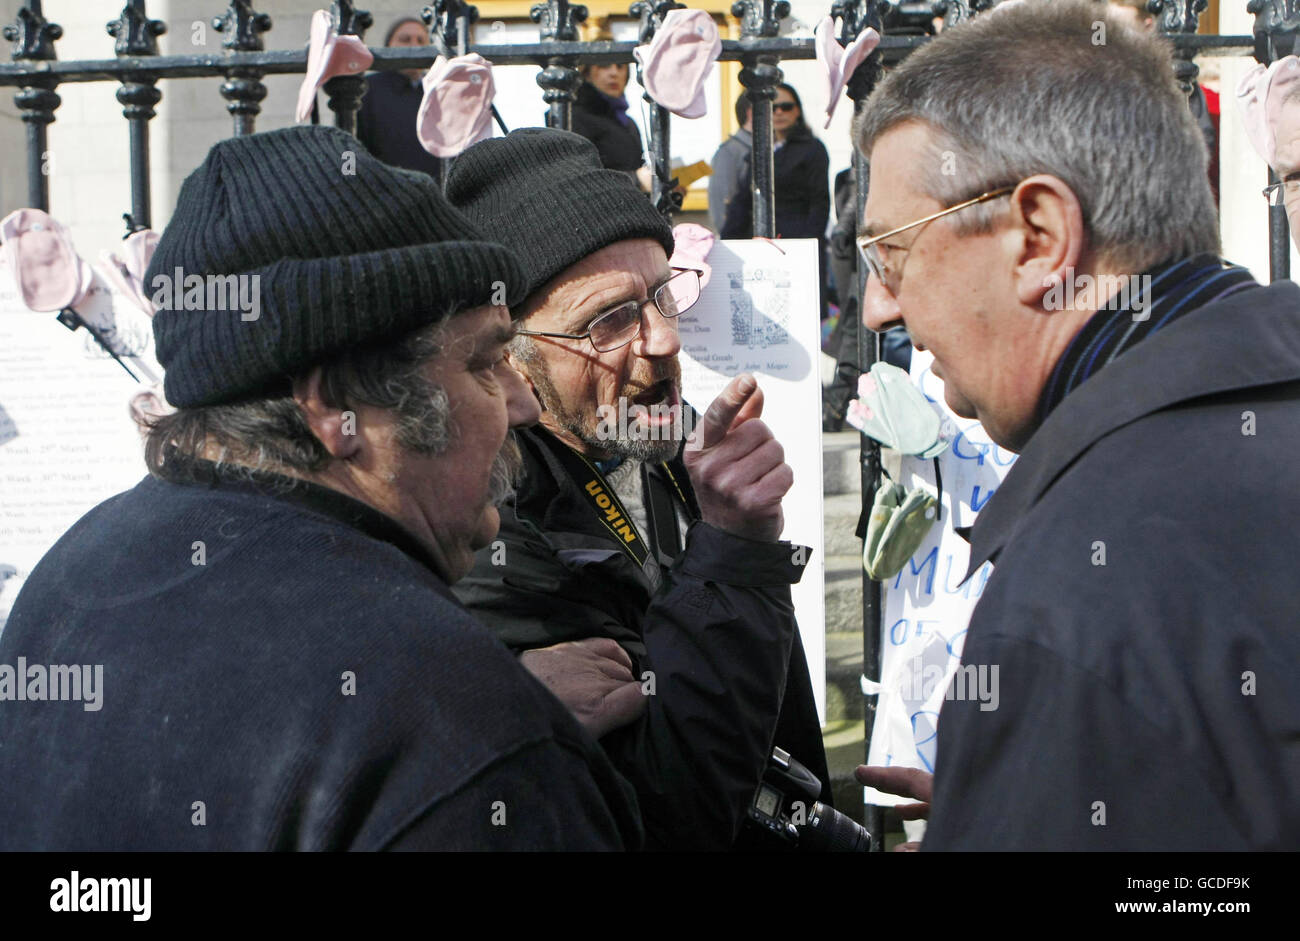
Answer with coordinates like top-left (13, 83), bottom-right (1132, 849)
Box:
top-left (539, 433), bottom-right (691, 569)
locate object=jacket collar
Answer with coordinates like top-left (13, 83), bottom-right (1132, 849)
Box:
top-left (168, 457), bottom-right (448, 584)
top-left (512, 425), bottom-right (699, 543)
top-left (965, 278), bottom-right (1300, 580)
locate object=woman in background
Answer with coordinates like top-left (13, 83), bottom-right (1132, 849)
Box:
top-left (571, 63), bottom-right (651, 191)
top-left (722, 83), bottom-right (831, 317)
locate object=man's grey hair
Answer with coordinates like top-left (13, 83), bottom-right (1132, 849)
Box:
top-left (145, 321), bottom-right (451, 483)
top-left (854, 0), bottom-right (1219, 273)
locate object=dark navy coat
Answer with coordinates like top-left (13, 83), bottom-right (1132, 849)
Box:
top-left (925, 279), bottom-right (1300, 850)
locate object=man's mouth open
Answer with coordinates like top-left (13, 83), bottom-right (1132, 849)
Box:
top-left (630, 380), bottom-right (681, 427)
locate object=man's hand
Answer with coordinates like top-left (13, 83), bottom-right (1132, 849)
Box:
top-left (684, 373), bottom-right (792, 542)
top-left (855, 765), bottom-right (933, 852)
top-left (519, 638), bottom-right (647, 739)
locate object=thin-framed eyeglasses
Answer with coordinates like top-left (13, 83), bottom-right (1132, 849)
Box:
top-left (856, 186), bottom-right (1016, 295)
top-left (516, 268), bottom-right (701, 353)
top-left (1263, 171), bottom-right (1300, 206)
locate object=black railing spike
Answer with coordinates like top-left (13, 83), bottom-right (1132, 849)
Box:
top-left (107, 0), bottom-right (167, 59)
top-left (212, 0), bottom-right (272, 53)
top-left (531, 0), bottom-right (588, 42)
top-left (5, 1), bottom-right (62, 61)
top-left (331, 1), bottom-right (373, 38)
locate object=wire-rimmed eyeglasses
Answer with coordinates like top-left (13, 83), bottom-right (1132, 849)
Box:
top-left (516, 268), bottom-right (701, 353)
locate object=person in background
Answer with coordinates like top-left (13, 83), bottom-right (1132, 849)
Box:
top-left (356, 17), bottom-right (442, 177)
top-left (823, 168), bottom-right (914, 431)
top-left (708, 92), bottom-right (752, 232)
top-left (572, 62), bottom-right (652, 192)
top-left (721, 83), bottom-right (832, 318)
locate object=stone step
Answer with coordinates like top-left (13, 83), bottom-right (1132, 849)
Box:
top-left (823, 491), bottom-right (864, 558)
top-left (824, 553), bottom-right (866, 636)
top-left (822, 430), bottom-right (862, 497)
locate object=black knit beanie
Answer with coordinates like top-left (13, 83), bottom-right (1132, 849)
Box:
top-left (149, 125), bottom-right (528, 408)
top-left (443, 128), bottom-right (674, 299)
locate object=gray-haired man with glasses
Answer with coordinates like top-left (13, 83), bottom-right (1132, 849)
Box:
top-left (444, 128), bottom-right (831, 851)
top-left (853, 0), bottom-right (1300, 850)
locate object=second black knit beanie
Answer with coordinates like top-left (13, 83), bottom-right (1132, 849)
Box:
top-left (443, 128), bottom-right (675, 299)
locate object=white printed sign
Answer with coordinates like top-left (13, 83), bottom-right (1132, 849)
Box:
top-left (677, 238), bottom-right (827, 722)
top-left (0, 258), bottom-right (160, 632)
top-left (863, 349), bottom-right (1018, 804)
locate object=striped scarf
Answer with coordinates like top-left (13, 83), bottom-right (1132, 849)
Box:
top-left (1037, 253), bottom-right (1257, 421)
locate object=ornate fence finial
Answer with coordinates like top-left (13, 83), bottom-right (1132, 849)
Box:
top-left (631, 0), bottom-right (684, 45)
top-left (331, 1), bottom-right (373, 38)
top-left (424, 0), bottom-right (479, 56)
top-left (4, 0), bottom-right (63, 61)
top-left (1248, 0), bottom-right (1300, 61)
top-left (530, 0), bottom-right (588, 41)
top-left (212, 0), bottom-right (272, 52)
top-left (108, 0), bottom-right (167, 58)
top-left (1149, 0), bottom-right (1207, 94)
top-left (730, 0), bottom-right (790, 38)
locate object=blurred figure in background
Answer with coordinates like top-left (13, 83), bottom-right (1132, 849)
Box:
top-left (356, 18), bottom-right (442, 177)
top-left (708, 92), bottom-right (752, 232)
top-left (722, 83), bottom-right (831, 318)
top-left (572, 61), bottom-right (652, 192)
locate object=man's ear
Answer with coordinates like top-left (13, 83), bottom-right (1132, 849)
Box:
top-left (1007, 175), bottom-right (1086, 309)
top-left (292, 366), bottom-right (361, 460)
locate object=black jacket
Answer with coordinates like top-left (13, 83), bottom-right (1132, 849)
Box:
top-left (720, 131), bottom-right (831, 242)
top-left (356, 71), bottom-right (443, 178)
top-left (454, 426), bottom-right (831, 850)
top-left (570, 81), bottom-right (645, 174)
top-left (925, 278), bottom-right (1300, 850)
top-left (0, 464), bottom-right (641, 850)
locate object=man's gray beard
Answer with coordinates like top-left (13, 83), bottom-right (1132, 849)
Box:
top-left (537, 380), bottom-right (681, 463)
top-left (526, 355), bottom-right (683, 463)
top-left (488, 432), bottom-right (525, 506)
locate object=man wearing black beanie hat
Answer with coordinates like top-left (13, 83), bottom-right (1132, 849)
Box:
top-left (0, 126), bottom-right (641, 851)
top-left (447, 128), bottom-right (832, 850)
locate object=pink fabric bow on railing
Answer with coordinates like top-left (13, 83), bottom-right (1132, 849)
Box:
top-left (96, 228), bottom-right (160, 320)
top-left (814, 16), bottom-right (880, 129)
top-left (0, 208), bottom-right (94, 313)
top-left (417, 53), bottom-right (496, 158)
top-left (295, 9), bottom-right (374, 124)
top-left (1237, 55), bottom-right (1300, 169)
top-left (635, 9), bottom-right (722, 119)
top-left (669, 223), bottom-right (714, 288)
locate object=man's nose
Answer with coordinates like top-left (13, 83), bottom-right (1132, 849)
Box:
top-left (861, 271), bottom-right (905, 334)
top-left (500, 360), bottom-right (542, 428)
top-left (632, 305), bottom-right (681, 359)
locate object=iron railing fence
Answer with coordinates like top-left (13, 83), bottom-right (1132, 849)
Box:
top-left (3, 0), bottom-right (1294, 849)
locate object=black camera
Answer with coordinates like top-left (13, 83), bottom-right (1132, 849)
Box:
top-left (747, 747), bottom-right (873, 852)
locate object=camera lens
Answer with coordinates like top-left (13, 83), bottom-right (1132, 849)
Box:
top-left (797, 802), bottom-right (873, 853)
